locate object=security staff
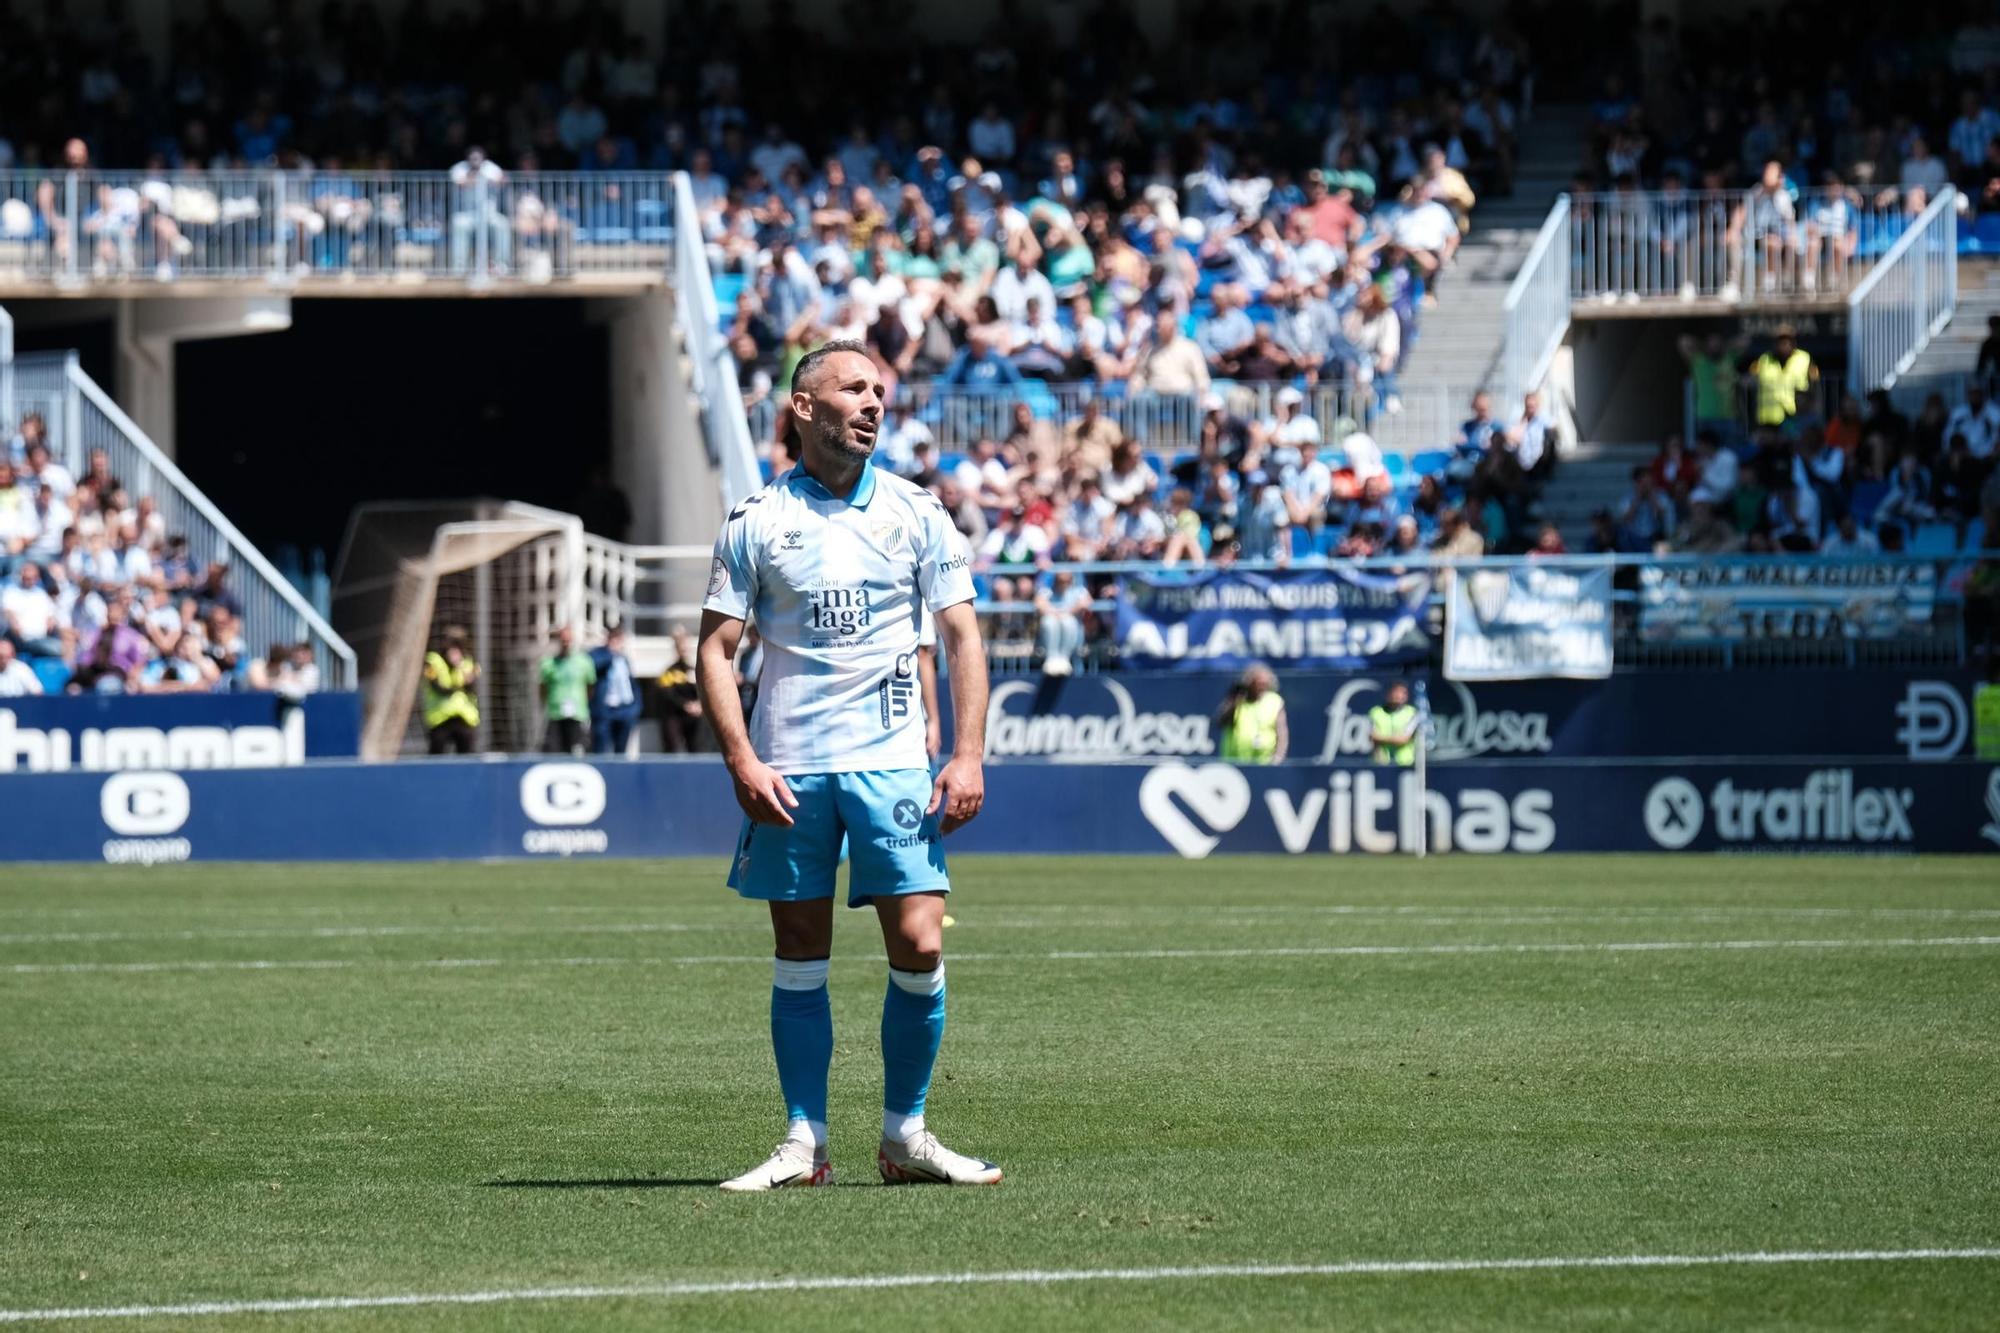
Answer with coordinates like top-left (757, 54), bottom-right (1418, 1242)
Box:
top-left (1218, 664), bottom-right (1288, 764)
top-left (1748, 325), bottom-right (1817, 428)
top-left (422, 627), bottom-right (481, 755)
top-left (1367, 681), bottom-right (1420, 767)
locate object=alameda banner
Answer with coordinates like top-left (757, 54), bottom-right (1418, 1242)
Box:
top-left (1116, 567), bottom-right (1431, 671)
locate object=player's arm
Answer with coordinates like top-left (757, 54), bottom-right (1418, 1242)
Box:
top-left (696, 609), bottom-right (798, 826)
top-left (929, 600), bottom-right (986, 834)
top-left (918, 644), bottom-right (941, 759)
top-left (1272, 704), bottom-right (1289, 763)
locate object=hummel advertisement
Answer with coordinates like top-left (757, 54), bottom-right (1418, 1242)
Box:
top-left (951, 670), bottom-right (1987, 763)
top-left (0, 756), bottom-right (1994, 863)
top-left (0, 693), bottom-right (361, 772)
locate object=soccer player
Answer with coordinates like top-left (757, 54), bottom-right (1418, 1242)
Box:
top-left (696, 340), bottom-right (1000, 1190)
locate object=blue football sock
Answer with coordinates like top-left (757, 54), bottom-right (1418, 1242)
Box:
top-left (770, 957), bottom-right (832, 1145)
top-left (881, 963), bottom-right (946, 1140)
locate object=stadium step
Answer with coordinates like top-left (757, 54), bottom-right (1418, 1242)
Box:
top-left (1399, 105), bottom-right (1595, 402)
top-left (1535, 442), bottom-right (1658, 537)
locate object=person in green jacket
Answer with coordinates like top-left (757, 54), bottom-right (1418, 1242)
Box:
top-left (1217, 664), bottom-right (1288, 764)
top-left (538, 625), bottom-right (596, 756)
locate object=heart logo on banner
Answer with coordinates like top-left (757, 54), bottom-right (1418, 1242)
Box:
top-left (1138, 762), bottom-right (1253, 859)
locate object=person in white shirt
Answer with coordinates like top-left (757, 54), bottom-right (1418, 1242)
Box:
top-left (1280, 439), bottom-right (1334, 531)
top-left (1033, 570), bottom-right (1092, 676)
top-left (695, 341), bottom-right (997, 1192)
top-left (1690, 432), bottom-right (1740, 505)
top-left (2, 562), bottom-right (62, 656)
top-left (1060, 475), bottom-right (1117, 559)
top-left (448, 148), bottom-right (509, 273)
top-left (952, 437), bottom-right (1013, 511)
top-left (1819, 513), bottom-right (1881, 556)
top-left (1340, 430), bottom-right (1387, 485)
top-left (988, 256), bottom-right (1055, 325)
top-left (1109, 492), bottom-right (1167, 559)
top-left (21, 443), bottom-right (74, 501)
top-left (1944, 385), bottom-right (2000, 460)
top-left (0, 638), bottom-right (42, 695)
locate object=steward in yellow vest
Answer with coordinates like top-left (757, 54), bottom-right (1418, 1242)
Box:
top-left (1367, 681), bottom-right (1420, 766)
top-left (423, 629), bottom-right (481, 755)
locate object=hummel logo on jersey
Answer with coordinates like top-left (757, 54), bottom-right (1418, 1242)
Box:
top-left (781, 530), bottom-right (804, 550)
top-left (808, 586), bottom-right (873, 638)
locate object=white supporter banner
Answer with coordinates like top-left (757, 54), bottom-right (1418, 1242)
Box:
top-left (1445, 566), bottom-right (1614, 682)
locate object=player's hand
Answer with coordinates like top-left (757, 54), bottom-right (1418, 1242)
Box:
top-left (728, 757), bottom-right (798, 827)
top-left (928, 755), bottom-right (984, 835)
top-left (925, 719), bottom-right (943, 760)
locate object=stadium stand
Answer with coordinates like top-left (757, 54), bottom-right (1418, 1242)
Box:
top-left (0, 406), bottom-right (319, 698)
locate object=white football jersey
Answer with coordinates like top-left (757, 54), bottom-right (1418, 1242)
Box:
top-left (705, 464), bottom-right (973, 774)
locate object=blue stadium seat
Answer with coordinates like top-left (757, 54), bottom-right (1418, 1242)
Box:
top-left (1849, 479), bottom-right (1888, 525)
top-left (1909, 521), bottom-right (1960, 556)
top-left (1972, 214), bottom-right (2000, 254)
top-left (711, 271), bottom-right (747, 320)
top-left (29, 657), bottom-right (69, 693)
top-left (1412, 449), bottom-right (1451, 476)
top-left (1381, 453), bottom-right (1408, 479)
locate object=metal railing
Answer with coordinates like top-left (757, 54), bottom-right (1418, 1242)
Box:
top-left (672, 172), bottom-right (762, 510)
top-left (1500, 194), bottom-right (1569, 414)
top-left (10, 351), bottom-right (357, 685)
top-left (0, 168), bottom-right (679, 288)
top-left (1569, 188), bottom-right (1929, 306)
top-left (1847, 187), bottom-right (1959, 394)
top-left (872, 380), bottom-right (1477, 457)
top-left (956, 552), bottom-right (1968, 673)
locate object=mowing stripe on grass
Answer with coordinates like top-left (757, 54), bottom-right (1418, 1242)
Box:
top-left (7, 936), bottom-right (2000, 975)
top-left (3, 1248), bottom-right (1996, 1323)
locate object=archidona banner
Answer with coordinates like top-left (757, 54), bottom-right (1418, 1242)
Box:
top-left (1444, 565), bottom-right (1614, 681)
top-left (1115, 567), bottom-right (1432, 671)
top-left (1638, 562), bottom-right (1937, 642)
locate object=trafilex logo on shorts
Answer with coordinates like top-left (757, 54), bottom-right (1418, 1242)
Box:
top-left (807, 586), bottom-right (872, 640)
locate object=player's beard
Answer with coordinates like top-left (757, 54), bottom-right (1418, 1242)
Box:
top-left (810, 411), bottom-right (875, 465)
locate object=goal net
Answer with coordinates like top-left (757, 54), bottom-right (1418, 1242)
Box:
top-left (333, 500), bottom-right (715, 759)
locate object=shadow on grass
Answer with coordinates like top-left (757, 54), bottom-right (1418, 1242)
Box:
top-left (484, 1177), bottom-right (883, 1190)
top-left (483, 1178), bottom-right (726, 1189)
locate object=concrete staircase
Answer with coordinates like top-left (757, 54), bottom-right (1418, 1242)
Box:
top-left (1890, 259), bottom-right (2000, 399)
top-left (1398, 104), bottom-right (1592, 404)
top-left (1535, 441), bottom-right (1655, 538)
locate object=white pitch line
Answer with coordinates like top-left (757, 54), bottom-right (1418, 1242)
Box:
top-left (8, 907), bottom-right (2000, 949)
top-left (2, 1247), bottom-right (1995, 1324)
top-left (7, 936), bottom-right (2000, 976)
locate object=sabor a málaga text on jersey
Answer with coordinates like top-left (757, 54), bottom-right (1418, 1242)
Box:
top-left (704, 463), bottom-right (974, 774)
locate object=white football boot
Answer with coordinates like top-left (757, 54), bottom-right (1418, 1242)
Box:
top-left (718, 1139), bottom-right (833, 1192)
top-left (877, 1129), bottom-right (1003, 1185)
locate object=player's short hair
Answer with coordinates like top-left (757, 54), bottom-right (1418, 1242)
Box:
top-left (790, 339), bottom-right (871, 392)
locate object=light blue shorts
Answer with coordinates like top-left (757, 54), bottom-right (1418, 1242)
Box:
top-left (727, 768), bottom-right (950, 908)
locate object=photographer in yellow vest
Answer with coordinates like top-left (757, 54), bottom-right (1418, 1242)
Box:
top-left (421, 626), bottom-right (481, 755)
top-left (1368, 681), bottom-right (1421, 766)
top-left (1217, 664), bottom-right (1288, 763)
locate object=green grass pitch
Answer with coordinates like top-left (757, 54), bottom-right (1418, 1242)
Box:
top-left (3, 855), bottom-right (1999, 1330)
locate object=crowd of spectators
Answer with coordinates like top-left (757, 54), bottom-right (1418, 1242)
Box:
top-left (787, 373), bottom-right (1560, 667)
top-left (0, 0), bottom-right (1527, 388)
top-left (1601, 329), bottom-right (2000, 559)
top-left (1576, 6), bottom-right (2000, 203)
top-left (0, 412), bottom-right (314, 699)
